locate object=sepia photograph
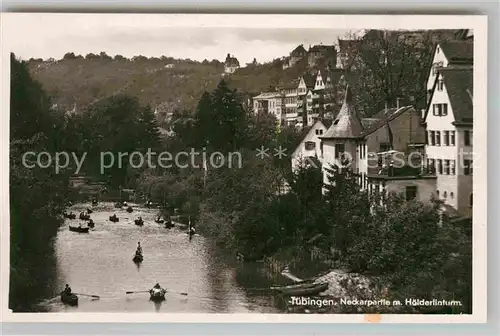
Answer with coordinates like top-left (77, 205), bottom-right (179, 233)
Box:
top-left (1, 13), bottom-right (487, 323)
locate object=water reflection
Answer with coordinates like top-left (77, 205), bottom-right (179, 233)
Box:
top-left (30, 202), bottom-right (281, 313)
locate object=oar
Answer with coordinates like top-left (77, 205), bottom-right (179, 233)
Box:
top-left (73, 293), bottom-right (100, 299)
top-left (167, 291), bottom-right (188, 296)
top-left (126, 290), bottom-right (150, 294)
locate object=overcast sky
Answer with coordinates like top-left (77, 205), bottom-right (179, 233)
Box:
top-left (3, 14), bottom-right (362, 64)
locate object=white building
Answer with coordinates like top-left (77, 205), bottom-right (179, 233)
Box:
top-left (224, 53), bottom-right (240, 74)
top-left (291, 119), bottom-right (331, 172)
top-left (423, 66), bottom-right (473, 217)
top-left (252, 92), bottom-right (283, 125)
top-left (425, 40), bottom-right (473, 117)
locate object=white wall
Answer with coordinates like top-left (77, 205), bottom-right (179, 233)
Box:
top-left (426, 44), bottom-right (449, 92)
top-left (291, 122), bottom-right (326, 172)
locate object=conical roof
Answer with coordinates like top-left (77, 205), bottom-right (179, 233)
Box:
top-left (322, 85), bottom-right (363, 139)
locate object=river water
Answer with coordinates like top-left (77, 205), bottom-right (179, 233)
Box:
top-left (36, 202), bottom-right (284, 313)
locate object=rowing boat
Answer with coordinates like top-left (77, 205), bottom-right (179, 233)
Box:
top-left (133, 254), bottom-right (143, 263)
top-left (269, 279), bottom-right (315, 290)
top-left (60, 293), bottom-right (79, 306)
top-left (276, 282), bottom-right (328, 296)
top-left (149, 288), bottom-right (166, 302)
top-left (69, 226), bottom-right (90, 233)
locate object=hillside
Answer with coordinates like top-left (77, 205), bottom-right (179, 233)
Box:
top-left (26, 55), bottom-right (308, 119)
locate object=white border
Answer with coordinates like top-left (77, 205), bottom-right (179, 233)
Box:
top-left (0, 13), bottom-right (488, 323)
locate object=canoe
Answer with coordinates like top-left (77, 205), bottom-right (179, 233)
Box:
top-left (61, 293), bottom-right (78, 306)
top-left (126, 206), bottom-right (134, 213)
top-left (109, 216), bottom-right (119, 222)
top-left (149, 289), bottom-right (166, 302)
top-left (133, 254), bottom-right (143, 263)
top-left (69, 226), bottom-right (90, 233)
top-left (276, 282), bottom-right (328, 296)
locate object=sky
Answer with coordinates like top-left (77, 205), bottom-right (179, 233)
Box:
top-left (3, 14), bottom-right (362, 64)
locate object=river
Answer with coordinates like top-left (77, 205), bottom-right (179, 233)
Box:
top-left (34, 202), bottom-right (285, 313)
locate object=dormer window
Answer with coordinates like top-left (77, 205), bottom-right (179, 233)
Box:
top-left (437, 79), bottom-right (444, 91)
top-left (333, 119), bottom-right (340, 125)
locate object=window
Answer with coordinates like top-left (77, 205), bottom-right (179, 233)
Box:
top-left (469, 193), bottom-right (473, 207)
top-left (335, 143), bottom-right (345, 159)
top-left (464, 130), bottom-right (471, 146)
top-left (464, 159), bottom-right (473, 175)
top-left (429, 131), bottom-right (435, 145)
top-left (450, 160), bottom-right (456, 175)
top-left (305, 141), bottom-right (315, 150)
top-left (443, 191), bottom-right (447, 198)
top-left (444, 131), bottom-right (449, 146)
top-left (432, 103), bottom-right (448, 116)
top-left (320, 142), bottom-right (324, 157)
top-left (437, 190), bottom-right (440, 198)
top-left (437, 79), bottom-right (444, 91)
top-left (406, 186), bottom-right (417, 201)
top-left (333, 119), bottom-right (340, 125)
top-left (437, 159), bottom-right (443, 174)
top-left (450, 131), bottom-right (456, 146)
top-left (443, 160), bottom-right (450, 175)
top-left (435, 131), bottom-right (441, 146)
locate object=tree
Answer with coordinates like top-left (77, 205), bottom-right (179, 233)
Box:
top-left (137, 104), bottom-right (161, 151)
top-left (339, 29), bottom-right (458, 116)
top-left (85, 53), bottom-right (99, 60)
top-left (63, 52), bottom-right (76, 60)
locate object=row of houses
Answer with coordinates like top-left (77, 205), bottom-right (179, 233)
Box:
top-left (291, 36), bottom-right (474, 219)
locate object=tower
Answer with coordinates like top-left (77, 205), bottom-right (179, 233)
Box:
top-left (319, 85), bottom-right (363, 183)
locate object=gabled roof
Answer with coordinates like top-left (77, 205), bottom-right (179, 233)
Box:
top-left (292, 119), bottom-right (328, 157)
top-left (360, 118), bottom-right (381, 130)
top-left (301, 73), bottom-right (316, 89)
top-left (439, 40), bottom-right (473, 65)
top-left (321, 85), bottom-right (363, 139)
top-left (291, 44), bottom-right (307, 56)
top-left (441, 67), bottom-right (473, 124)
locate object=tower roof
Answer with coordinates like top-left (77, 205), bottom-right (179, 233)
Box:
top-left (321, 85), bottom-right (363, 139)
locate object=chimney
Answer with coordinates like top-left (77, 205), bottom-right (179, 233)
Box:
top-left (396, 97), bottom-right (401, 110)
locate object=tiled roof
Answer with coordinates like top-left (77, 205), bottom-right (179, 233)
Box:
top-left (308, 44), bottom-right (336, 53)
top-left (301, 73), bottom-right (316, 89)
top-left (360, 106), bottom-right (413, 137)
top-left (439, 40), bottom-right (473, 64)
top-left (253, 91), bottom-right (281, 99)
top-left (321, 85), bottom-right (363, 139)
top-left (439, 67), bottom-right (473, 124)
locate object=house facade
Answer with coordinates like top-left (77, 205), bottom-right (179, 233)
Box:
top-left (252, 92), bottom-right (284, 125)
top-left (424, 66), bottom-right (473, 217)
top-left (425, 40), bottom-right (473, 113)
top-left (291, 119), bottom-right (330, 172)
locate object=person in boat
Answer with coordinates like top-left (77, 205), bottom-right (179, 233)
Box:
top-left (136, 242), bottom-right (142, 255)
top-left (78, 223), bottom-right (82, 228)
top-left (150, 283), bottom-right (164, 295)
top-left (62, 284), bottom-right (72, 295)
top-left (88, 219), bottom-right (94, 226)
top-left (111, 214), bottom-right (117, 220)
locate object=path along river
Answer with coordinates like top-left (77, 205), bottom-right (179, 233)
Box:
top-left (35, 202), bottom-right (284, 313)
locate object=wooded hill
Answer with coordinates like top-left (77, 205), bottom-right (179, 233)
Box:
top-left (26, 54), bottom-right (309, 120)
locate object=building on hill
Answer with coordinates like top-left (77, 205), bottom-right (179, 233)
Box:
top-left (252, 91), bottom-right (284, 125)
top-left (320, 86), bottom-right (436, 204)
top-left (425, 40), bottom-right (473, 113)
top-left (291, 119), bottom-right (332, 172)
top-left (307, 44), bottom-right (337, 68)
top-left (224, 53), bottom-right (240, 74)
top-left (277, 80), bottom-right (300, 126)
top-left (423, 66), bottom-right (473, 217)
top-left (297, 73), bottom-right (316, 126)
top-left (290, 44), bottom-right (307, 66)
